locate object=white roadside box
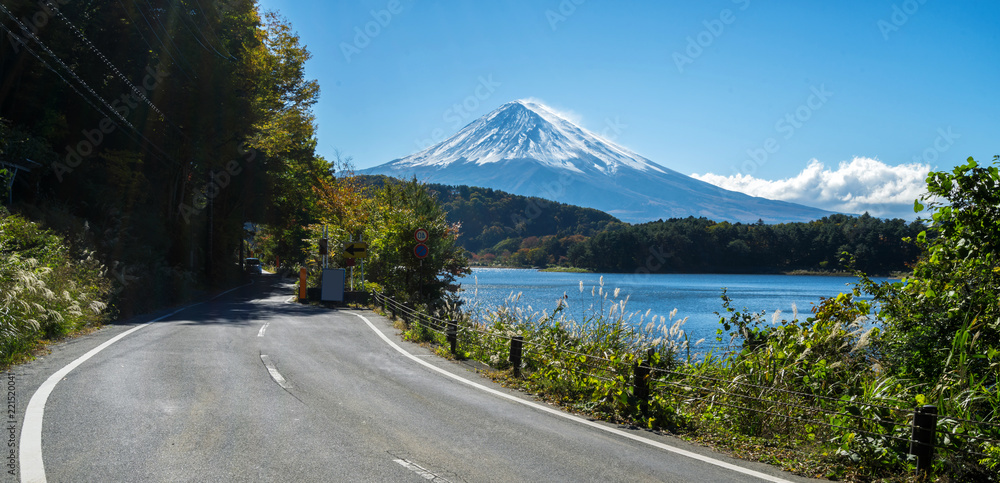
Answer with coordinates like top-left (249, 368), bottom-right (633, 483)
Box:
top-left (321, 268), bottom-right (345, 302)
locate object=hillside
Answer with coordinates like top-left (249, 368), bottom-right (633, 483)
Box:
top-left (358, 176), bottom-right (922, 275)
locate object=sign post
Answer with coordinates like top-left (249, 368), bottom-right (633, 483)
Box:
top-left (343, 239), bottom-right (368, 292)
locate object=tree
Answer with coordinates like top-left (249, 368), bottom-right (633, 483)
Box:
top-left (364, 178), bottom-right (470, 309)
top-left (865, 156), bottom-right (1000, 384)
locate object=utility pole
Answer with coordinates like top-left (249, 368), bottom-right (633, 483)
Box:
top-left (207, 169), bottom-right (214, 279)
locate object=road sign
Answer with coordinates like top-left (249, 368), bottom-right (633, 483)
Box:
top-left (318, 238), bottom-right (328, 255)
top-left (413, 243), bottom-right (429, 259)
top-left (414, 228), bottom-right (429, 243)
top-left (343, 242), bottom-right (368, 258)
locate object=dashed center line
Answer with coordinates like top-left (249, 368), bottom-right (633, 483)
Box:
top-left (260, 354), bottom-right (291, 389)
top-left (257, 321), bottom-right (270, 337)
top-left (394, 458), bottom-right (451, 482)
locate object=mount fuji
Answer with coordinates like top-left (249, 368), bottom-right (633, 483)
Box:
top-left (360, 100), bottom-right (834, 224)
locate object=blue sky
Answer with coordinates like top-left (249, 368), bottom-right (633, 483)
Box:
top-left (256, 0), bottom-right (1000, 218)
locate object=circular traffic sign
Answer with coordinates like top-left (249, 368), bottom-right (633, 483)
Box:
top-left (413, 243), bottom-right (429, 259)
top-left (414, 228), bottom-right (429, 243)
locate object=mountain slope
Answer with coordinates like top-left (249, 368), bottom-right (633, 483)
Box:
top-left (361, 100), bottom-right (834, 224)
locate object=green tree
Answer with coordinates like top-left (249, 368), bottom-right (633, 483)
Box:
top-left (865, 156), bottom-right (1000, 384)
top-left (365, 178), bottom-right (470, 308)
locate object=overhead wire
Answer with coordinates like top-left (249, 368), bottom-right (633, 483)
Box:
top-left (0, 5), bottom-right (179, 166)
top-left (41, 0), bottom-right (167, 120)
top-left (192, 0), bottom-right (235, 59)
top-left (140, 0), bottom-right (205, 75)
top-left (179, 0), bottom-right (235, 61)
top-left (0, 3), bottom-right (135, 131)
top-left (129, 0), bottom-right (196, 80)
top-left (0, 21), bottom-right (117, 125)
top-left (113, 0), bottom-right (157, 55)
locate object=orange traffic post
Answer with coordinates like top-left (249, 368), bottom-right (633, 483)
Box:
top-left (299, 267), bottom-right (307, 302)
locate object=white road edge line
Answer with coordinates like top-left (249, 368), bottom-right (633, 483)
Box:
top-left (348, 311), bottom-right (795, 483)
top-left (19, 282), bottom-right (251, 483)
top-left (260, 355), bottom-right (291, 389)
top-left (257, 321), bottom-right (270, 337)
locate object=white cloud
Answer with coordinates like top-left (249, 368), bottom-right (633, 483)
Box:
top-left (691, 157), bottom-right (932, 219)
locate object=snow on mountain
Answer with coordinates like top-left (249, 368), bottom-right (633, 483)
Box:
top-left (396, 100), bottom-right (663, 175)
top-left (361, 100), bottom-right (835, 224)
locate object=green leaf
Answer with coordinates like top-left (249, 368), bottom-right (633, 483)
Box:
top-left (914, 199), bottom-right (924, 213)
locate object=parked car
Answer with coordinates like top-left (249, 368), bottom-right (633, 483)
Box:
top-left (245, 258), bottom-right (262, 275)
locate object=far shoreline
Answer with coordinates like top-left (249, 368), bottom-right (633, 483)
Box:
top-left (466, 265), bottom-right (907, 279)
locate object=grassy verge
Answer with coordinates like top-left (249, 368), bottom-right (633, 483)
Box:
top-left (374, 281), bottom-right (1000, 482)
top-left (1, 208), bottom-right (112, 369)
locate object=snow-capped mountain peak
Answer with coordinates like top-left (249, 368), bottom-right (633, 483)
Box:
top-left (361, 99), bottom-right (835, 224)
top-left (395, 100), bottom-right (665, 175)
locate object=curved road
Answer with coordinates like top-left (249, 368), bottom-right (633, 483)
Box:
top-left (10, 276), bottom-right (820, 482)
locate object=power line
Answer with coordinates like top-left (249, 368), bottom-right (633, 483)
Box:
top-left (0, 18), bottom-right (178, 167)
top-left (41, 0), bottom-right (167, 119)
top-left (114, 0), bottom-right (157, 54)
top-left (178, 0), bottom-right (235, 61)
top-left (138, 0), bottom-right (199, 77)
top-left (0, 3), bottom-right (136, 132)
top-left (128, 0), bottom-right (197, 80)
top-left (191, 0), bottom-right (236, 60)
top-left (0, 21), bottom-right (116, 126)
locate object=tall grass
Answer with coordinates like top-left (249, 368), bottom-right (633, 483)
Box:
top-left (1, 208), bottom-right (110, 367)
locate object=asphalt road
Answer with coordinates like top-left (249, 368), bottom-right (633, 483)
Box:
top-left (8, 275), bottom-right (823, 482)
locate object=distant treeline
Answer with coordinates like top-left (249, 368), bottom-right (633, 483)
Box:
top-left (566, 214), bottom-right (924, 274)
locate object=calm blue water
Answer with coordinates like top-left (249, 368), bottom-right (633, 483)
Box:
top-left (458, 268), bottom-right (888, 341)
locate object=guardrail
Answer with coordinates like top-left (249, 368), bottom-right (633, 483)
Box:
top-left (370, 291), bottom-right (1000, 478)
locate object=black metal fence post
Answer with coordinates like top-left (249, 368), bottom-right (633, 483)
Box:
top-left (447, 319), bottom-right (458, 356)
top-left (509, 336), bottom-right (523, 377)
top-left (633, 352), bottom-right (651, 415)
top-left (909, 404), bottom-right (938, 476)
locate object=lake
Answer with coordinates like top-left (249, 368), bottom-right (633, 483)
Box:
top-left (457, 268), bottom-right (889, 342)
